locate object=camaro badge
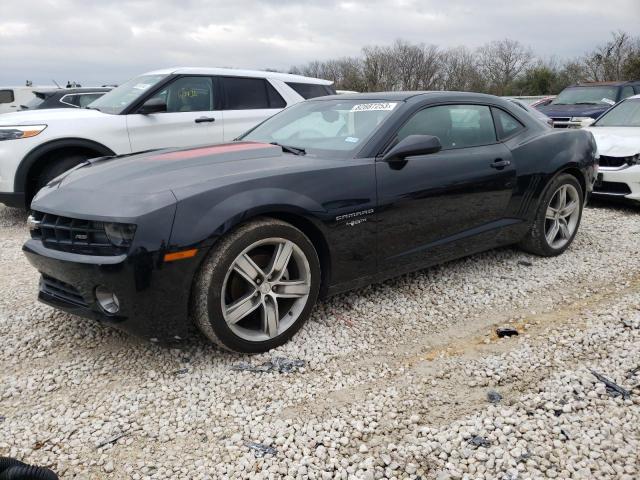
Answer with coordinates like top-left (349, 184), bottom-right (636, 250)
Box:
top-left (335, 209), bottom-right (374, 224)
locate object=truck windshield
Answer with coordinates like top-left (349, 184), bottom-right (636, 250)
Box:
top-left (594, 98), bottom-right (640, 127)
top-left (550, 86), bottom-right (618, 106)
top-left (241, 99), bottom-right (400, 158)
top-left (87, 74), bottom-right (168, 114)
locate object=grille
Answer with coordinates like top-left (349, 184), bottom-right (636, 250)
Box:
top-left (594, 181), bottom-right (632, 195)
top-left (30, 211), bottom-right (125, 256)
top-left (598, 156), bottom-right (628, 168)
top-left (551, 117), bottom-right (572, 128)
top-left (40, 274), bottom-right (88, 307)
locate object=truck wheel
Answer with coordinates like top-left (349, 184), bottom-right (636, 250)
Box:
top-left (519, 173), bottom-right (583, 256)
top-left (192, 217), bottom-right (321, 353)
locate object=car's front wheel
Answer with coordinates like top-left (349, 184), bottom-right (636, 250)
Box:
top-left (519, 173), bottom-right (584, 256)
top-left (193, 218), bottom-right (321, 353)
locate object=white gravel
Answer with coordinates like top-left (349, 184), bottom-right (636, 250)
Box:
top-left (0, 201), bottom-right (639, 479)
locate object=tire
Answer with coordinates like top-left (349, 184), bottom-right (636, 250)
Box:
top-left (33, 154), bottom-right (90, 199)
top-left (519, 173), bottom-right (583, 257)
top-left (0, 458), bottom-right (26, 475)
top-left (0, 465), bottom-right (58, 480)
top-left (193, 217), bottom-right (321, 353)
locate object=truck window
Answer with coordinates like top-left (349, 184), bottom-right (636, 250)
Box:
top-left (0, 90), bottom-right (15, 104)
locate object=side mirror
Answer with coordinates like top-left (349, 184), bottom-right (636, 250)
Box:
top-left (138, 97), bottom-right (167, 115)
top-left (382, 135), bottom-right (442, 162)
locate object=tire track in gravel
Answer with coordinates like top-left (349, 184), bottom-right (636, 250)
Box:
top-left (280, 271), bottom-right (640, 425)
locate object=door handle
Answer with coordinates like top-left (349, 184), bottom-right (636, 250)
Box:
top-left (195, 117), bottom-right (216, 123)
top-left (490, 159), bottom-right (511, 169)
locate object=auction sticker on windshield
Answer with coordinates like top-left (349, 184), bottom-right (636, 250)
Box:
top-left (350, 102), bottom-right (398, 112)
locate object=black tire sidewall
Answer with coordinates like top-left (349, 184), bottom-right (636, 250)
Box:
top-left (37, 154), bottom-right (90, 190)
top-left (202, 221), bottom-right (320, 353)
top-left (534, 174), bottom-right (584, 256)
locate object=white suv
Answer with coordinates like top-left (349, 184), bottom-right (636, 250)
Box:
top-left (0, 67), bottom-right (335, 208)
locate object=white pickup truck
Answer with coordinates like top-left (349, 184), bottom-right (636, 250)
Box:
top-left (0, 67), bottom-right (335, 208)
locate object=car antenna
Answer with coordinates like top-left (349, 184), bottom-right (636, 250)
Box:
top-left (52, 79), bottom-right (61, 88)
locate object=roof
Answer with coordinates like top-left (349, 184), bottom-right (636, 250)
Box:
top-left (575, 80), bottom-right (640, 87)
top-left (34, 87), bottom-right (112, 94)
top-left (143, 67), bottom-right (333, 85)
top-left (313, 91), bottom-right (505, 102)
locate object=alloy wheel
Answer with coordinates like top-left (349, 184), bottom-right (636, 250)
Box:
top-left (221, 238), bottom-right (311, 341)
top-left (544, 184), bottom-right (580, 249)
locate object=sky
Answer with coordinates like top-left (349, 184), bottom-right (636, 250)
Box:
top-left (1, 0), bottom-right (638, 86)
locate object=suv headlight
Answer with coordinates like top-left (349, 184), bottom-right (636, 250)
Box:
top-left (0, 125), bottom-right (47, 141)
top-left (628, 154), bottom-right (640, 166)
top-left (104, 223), bottom-right (137, 247)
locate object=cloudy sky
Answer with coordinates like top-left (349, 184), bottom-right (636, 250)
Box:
top-left (1, 0), bottom-right (638, 86)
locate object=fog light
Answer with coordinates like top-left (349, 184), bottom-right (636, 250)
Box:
top-left (95, 286), bottom-right (120, 314)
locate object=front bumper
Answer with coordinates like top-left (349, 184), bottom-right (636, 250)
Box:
top-left (23, 239), bottom-right (203, 342)
top-left (593, 165), bottom-right (640, 203)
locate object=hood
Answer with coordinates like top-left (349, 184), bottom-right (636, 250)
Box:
top-left (537, 103), bottom-right (609, 119)
top-left (32, 141), bottom-right (347, 218)
top-left (0, 107), bottom-right (107, 125)
top-left (584, 127), bottom-right (640, 157)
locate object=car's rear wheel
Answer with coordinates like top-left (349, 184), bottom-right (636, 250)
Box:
top-left (193, 218), bottom-right (320, 353)
top-left (519, 173), bottom-right (583, 256)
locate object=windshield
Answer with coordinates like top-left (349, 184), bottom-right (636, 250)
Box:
top-left (551, 86), bottom-right (618, 106)
top-left (594, 98), bottom-right (640, 127)
top-left (241, 99), bottom-right (400, 157)
top-left (87, 74), bottom-right (168, 114)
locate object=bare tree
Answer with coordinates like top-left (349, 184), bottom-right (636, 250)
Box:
top-left (441, 46), bottom-right (484, 91)
top-left (476, 39), bottom-right (533, 95)
top-left (583, 31), bottom-right (637, 81)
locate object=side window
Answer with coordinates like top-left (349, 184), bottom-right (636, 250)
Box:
top-left (621, 86), bottom-right (635, 100)
top-left (397, 104), bottom-right (496, 150)
top-left (492, 108), bottom-right (525, 140)
top-left (0, 90), bottom-right (15, 104)
top-left (266, 82), bottom-right (286, 108)
top-left (60, 94), bottom-right (80, 107)
top-left (223, 77), bottom-right (273, 110)
top-left (147, 76), bottom-right (214, 113)
top-left (286, 82), bottom-right (332, 99)
top-left (78, 93), bottom-right (104, 108)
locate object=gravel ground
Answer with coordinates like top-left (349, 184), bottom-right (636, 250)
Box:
top-left (0, 202), bottom-right (639, 479)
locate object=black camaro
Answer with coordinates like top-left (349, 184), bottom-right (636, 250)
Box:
top-left (23, 92), bottom-right (598, 352)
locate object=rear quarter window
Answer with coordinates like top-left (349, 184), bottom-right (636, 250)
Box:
top-left (286, 82), bottom-right (334, 99)
top-left (492, 108), bottom-right (525, 140)
top-left (223, 77), bottom-right (285, 109)
top-left (0, 90), bottom-right (15, 104)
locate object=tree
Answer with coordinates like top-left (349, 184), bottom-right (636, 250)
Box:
top-left (441, 46), bottom-right (485, 92)
top-left (476, 39), bottom-right (533, 95)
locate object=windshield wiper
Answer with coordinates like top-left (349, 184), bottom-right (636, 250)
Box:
top-left (270, 142), bottom-right (306, 156)
top-left (84, 106), bottom-right (101, 111)
top-left (574, 102), bottom-right (599, 105)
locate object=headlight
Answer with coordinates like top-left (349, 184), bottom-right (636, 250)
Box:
top-left (570, 117), bottom-right (593, 122)
top-left (0, 125), bottom-right (47, 141)
top-left (103, 223), bottom-right (136, 247)
top-left (628, 154), bottom-right (640, 166)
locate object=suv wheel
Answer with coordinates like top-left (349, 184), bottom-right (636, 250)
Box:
top-left (193, 217), bottom-right (321, 353)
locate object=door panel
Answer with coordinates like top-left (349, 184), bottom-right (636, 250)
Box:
top-left (126, 76), bottom-right (223, 152)
top-left (376, 143), bottom-right (516, 271)
top-left (221, 109), bottom-right (281, 141)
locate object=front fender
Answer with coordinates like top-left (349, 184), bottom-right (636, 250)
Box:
top-left (169, 186), bottom-right (328, 249)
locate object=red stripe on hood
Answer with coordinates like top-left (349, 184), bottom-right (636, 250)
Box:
top-left (147, 142), bottom-right (271, 161)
